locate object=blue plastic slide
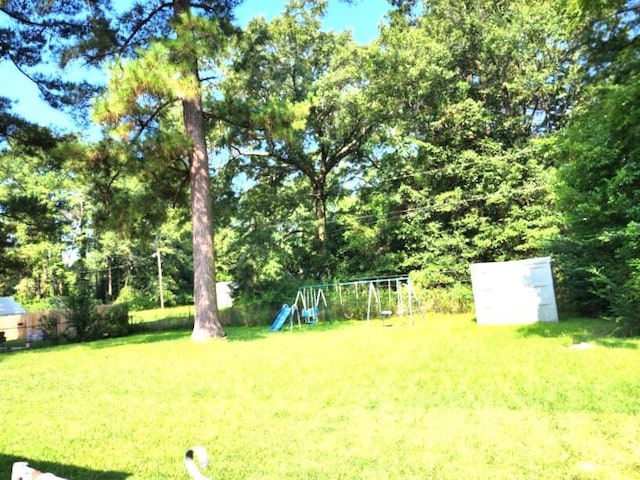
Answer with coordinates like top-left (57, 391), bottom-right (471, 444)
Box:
top-left (269, 304), bottom-right (292, 332)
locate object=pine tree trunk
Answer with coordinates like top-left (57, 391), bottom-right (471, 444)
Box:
top-left (174, 0), bottom-right (226, 340)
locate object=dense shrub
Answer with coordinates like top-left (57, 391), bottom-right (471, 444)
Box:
top-left (100, 303), bottom-right (130, 337)
top-left (220, 304), bottom-right (267, 327)
top-left (419, 285), bottom-right (474, 314)
top-left (410, 271), bottom-right (474, 314)
top-left (14, 278), bottom-right (65, 311)
top-left (38, 312), bottom-right (62, 344)
top-left (232, 277), bottom-right (300, 321)
top-left (552, 79), bottom-right (640, 336)
top-left (65, 286), bottom-right (98, 341)
top-left (115, 285), bottom-right (155, 311)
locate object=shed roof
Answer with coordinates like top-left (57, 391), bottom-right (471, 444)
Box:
top-left (0, 297), bottom-right (27, 316)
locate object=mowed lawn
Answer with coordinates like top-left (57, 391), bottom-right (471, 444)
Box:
top-left (1, 314), bottom-right (639, 479)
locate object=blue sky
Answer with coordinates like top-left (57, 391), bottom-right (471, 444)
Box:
top-left (235, 0), bottom-right (389, 43)
top-left (0, 0), bottom-right (390, 133)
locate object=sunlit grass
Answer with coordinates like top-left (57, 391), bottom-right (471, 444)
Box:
top-left (1, 315), bottom-right (639, 479)
top-left (129, 305), bottom-right (195, 323)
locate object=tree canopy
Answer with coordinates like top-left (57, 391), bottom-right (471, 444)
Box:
top-left (2, 0), bottom-right (640, 335)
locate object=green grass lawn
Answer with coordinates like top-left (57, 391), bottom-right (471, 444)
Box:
top-left (128, 305), bottom-right (238, 331)
top-left (129, 305), bottom-right (195, 325)
top-left (1, 314), bottom-right (639, 479)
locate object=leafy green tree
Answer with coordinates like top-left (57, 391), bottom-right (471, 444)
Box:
top-left (0, 119), bottom-right (80, 305)
top-left (2, 0), bottom-right (241, 340)
top-left (550, 1), bottom-right (640, 333)
top-left (0, 4), bottom-right (98, 116)
top-left (357, 0), bottom-right (572, 287)
top-left (220, 174), bottom-right (316, 307)
top-left (217, 0), bottom-right (380, 279)
top-left (553, 79), bottom-right (640, 333)
top-left (564, 0), bottom-right (640, 83)
top-left (71, 135), bottom-right (189, 305)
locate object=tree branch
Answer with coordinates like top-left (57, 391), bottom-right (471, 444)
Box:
top-left (7, 53), bottom-right (52, 101)
top-left (129, 97), bottom-right (179, 144)
top-left (0, 8), bottom-right (79, 29)
top-left (119, 3), bottom-right (173, 53)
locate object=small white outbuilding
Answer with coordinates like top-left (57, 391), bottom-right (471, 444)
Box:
top-left (0, 297), bottom-right (28, 341)
top-left (216, 281), bottom-right (233, 309)
top-left (470, 256), bottom-right (558, 325)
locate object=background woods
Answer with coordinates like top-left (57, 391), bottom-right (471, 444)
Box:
top-left (1, 0), bottom-right (640, 335)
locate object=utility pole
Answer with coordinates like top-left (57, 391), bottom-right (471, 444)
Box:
top-left (107, 258), bottom-right (113, 302)
top-left (154, 236), bottom-right (164, 309)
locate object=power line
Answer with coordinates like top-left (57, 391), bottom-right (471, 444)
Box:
top-left (339, 147), bottom-right (541, 189)
top-left (51, 155), bottom-right (550, 276)
top-left (241, 182), bottom-right (549, 234)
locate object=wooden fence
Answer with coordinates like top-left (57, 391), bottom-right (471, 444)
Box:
top-left (0, 305), bottom-right (112, 341)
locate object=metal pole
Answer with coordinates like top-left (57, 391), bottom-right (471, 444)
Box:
top-left (154, 238), bottom-right (164, 309)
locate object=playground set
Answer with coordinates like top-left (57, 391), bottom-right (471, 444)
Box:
top-left (269, 275), bottom-right (424, 331)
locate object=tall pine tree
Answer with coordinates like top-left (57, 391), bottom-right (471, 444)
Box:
top-left (1, 0), bottom-right (240, 340)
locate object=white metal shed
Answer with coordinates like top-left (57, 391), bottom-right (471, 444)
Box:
top-left (470, 257), bottom-right (558, 325)
top-left (0, 297), bottom-right (27, 316)
top-left (0, 297), bottom-right (27, 341)
top-left (216, 281), bottom-right (233, 309)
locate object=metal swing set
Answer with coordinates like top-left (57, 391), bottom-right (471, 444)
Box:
top-left (335, 276), bottom-right (424, 326)
top-left (292, 286), bottom-right (328, 326)
top-left (275, 275), bottom-right (424, 330)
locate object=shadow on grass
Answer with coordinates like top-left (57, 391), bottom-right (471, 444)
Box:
top-left (88, 322), bottom-right (328, 346)
top-left (517, 318), bottom-right (638, 349)
top-left (0, 319), bottom-right (358, 354)
top-left (0, 453), bottom-right (129, 480)
top-left (227, 319), bottom-right (351, 341)
top-left (117, 308), bottom-right (356, 344)
top-left (88, 330), bottom-right (191, 348)
top-left (0, 331), bottom-right (190, 355)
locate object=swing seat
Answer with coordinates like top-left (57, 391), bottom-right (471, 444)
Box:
top-left (302, 307), bottom-right (318, 318)
top-left (302, 307), bottom-right (319, 324)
